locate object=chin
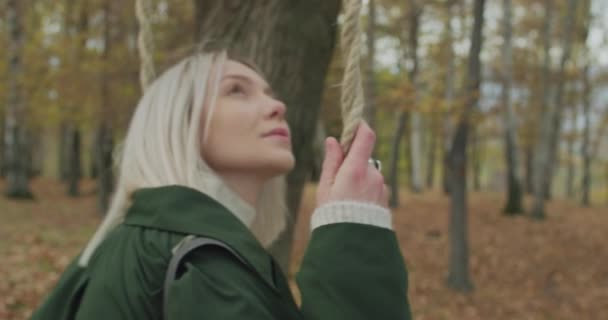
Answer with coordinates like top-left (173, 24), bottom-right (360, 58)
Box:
top-left (266, 153), bottom-right (295, 176)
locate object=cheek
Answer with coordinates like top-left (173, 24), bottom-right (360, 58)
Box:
top-left (201, 105), bottom-right (258, 167)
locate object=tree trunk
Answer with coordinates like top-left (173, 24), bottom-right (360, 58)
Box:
top-left (4, 0), bottom-right (33, 199)
top-left (446, 0), bottom-right (485, 293)
top-left (565, 104), bottom-right (577, 198)
top-left (581, 64), bottom-right (591, 206)
top-left (364, 0), bottom-right (377, 129)
top-left (193, 0), bottom-right (341, 271)
top-left (96, 0), bottom-right (114, 213)
top-left (525, 146), bottom-right (534, 193)
top-left (66, 125), bottom-right (82, 197)
top-left (406, 0), bottom-right (423, 193)
top-left (580, 1), bottom-right (592, 207)
top-left (442, 0), bottom-right (456, 195)
top-left (537, 0), bottom-right (578, 213)
top-left (551, 0), bottom-right (578, 195)
top-left (470, 128), bottom-right (482, 191)
top-left (501, 0), bottom-right (523, 214)
top-left (426, 115), bottom-right (437, 188)
top-left (531, 0), bottom-right (555, 220)
top-left (389, 111), bottom-right (408, 208)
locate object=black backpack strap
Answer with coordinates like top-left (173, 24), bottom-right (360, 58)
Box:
top-left (163, 236), bottom-right (247, 320)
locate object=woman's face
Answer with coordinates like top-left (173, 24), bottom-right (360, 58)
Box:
top-left (202, 60), bottom-right (295, 179)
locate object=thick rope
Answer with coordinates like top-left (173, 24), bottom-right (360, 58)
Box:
top-left (339, 0), bottom-right (366, 154)
top-left (136, 0), bottom-right (156, 90)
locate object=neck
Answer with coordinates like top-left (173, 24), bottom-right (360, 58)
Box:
top-left (201, 170), bottom-right (261, 228)
top-left (219, 172), bottom-right (265, 207)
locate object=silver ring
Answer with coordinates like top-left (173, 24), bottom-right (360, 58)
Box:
top-left (368, 158), bottom-right (382, 171)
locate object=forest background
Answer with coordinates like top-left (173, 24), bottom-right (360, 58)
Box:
top-left (1, 0), bottom-right (607, 319)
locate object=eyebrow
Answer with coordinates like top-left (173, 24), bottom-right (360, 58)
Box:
top-left (222, 74), bottom-right (275, 97)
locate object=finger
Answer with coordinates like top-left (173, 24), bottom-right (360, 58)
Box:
top-left (318, 137), bottom-right (344, 189)
top-left (343, 121), bottom-right (376, 168)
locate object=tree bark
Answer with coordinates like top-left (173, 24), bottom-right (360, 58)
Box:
top-left (446, 0), bottom-right (485, 293)
top-left (470, 128), bottom-right (482, 191)
top-left (193, 0), bottom-right (340, 271)
top-left (389, 111), bottom-right (408, 208)
top-left (548, 0), bottom-right (578, 197)
top-left (96, 0), bottom-right (115, 213)
top-left (580, 0), bottom-right (592, 207)
top-left (534, 0), bottom-right (578, 218)
top-left (524, 146), bottom-right (534, 194)
top-left (406, 0), bottom-right (423, 193)
top-left (4, 0), bottom-right (33, 199)
top-left (62, 0), bottom-right (83, 196)
top-left (66, 125), bottom-right (82, 197)
top-left (565, 104), bottom-right (577, 198)
top-left (501, 0), bottom-right (523, 214)
top-left (426, 115), bottom-right (437, 188)
top-left (531, 0), bottom-right (555, 220)
top-left (442, 0), bottom-right (456, 195)
top-left (581, 64), bottom-right (591, 206)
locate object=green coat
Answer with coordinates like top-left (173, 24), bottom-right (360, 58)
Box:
top-left (32, 185), bottom-right (411, 319)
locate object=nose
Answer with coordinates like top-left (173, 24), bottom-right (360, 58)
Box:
top-left (266, 96), bottom-right (286, 119)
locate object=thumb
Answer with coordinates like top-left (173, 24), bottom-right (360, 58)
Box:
top-left (318, 137), bottom-right (344, 191)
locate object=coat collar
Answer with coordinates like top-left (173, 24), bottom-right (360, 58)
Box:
top-left (123, 185), bottom-right (276, 290)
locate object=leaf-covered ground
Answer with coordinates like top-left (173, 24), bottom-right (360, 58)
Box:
top-left (1, 179), bottom-right (607, 319)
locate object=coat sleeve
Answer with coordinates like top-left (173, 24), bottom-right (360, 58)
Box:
top-left (296, 221), bottom-right (412, 320)
top-left (165, 246), bottom-right (280, 320)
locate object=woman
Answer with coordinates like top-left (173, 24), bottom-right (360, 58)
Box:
top-left (32, 50), bottom-right (412, 319)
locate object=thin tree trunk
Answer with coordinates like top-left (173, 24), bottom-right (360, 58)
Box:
top-left (446, 0), bottom-right (485, 293)
top-left (426, 116), bottom-right (437, 188)
top-left (531, 0), bottom-right (555, 219)
top-left (193, 0), bottom-right (341, 271)
top-left (96, 0), bottom-right (114, 213)
top-left (544, 0), bottom-right (577, 204)
top-left (442, 0), bottom-right (456, 195)
top-left (501, 0), bottom-right (523, 214)
top-left (581, 64), bottom-right (591, 207)
top-left (565, 104), bottom-right (577, 198)
top-left (470, 128), bottom-right (482, 191)
top-left (580, 1), bottom-right (592, 207)
top-left (581, 63), bottom-right (591, 206)
top-left (67, 125), bottom-right (81, 197)
top-left (61, 0), bottom-right (82, 196)
top-left (406, 0), bottom-right (423, 193)
top-left (4, 0), bottom-right (33, 199)
top-left (389, 111), bottom-right (408, 208)
top-left (525, 146), bottom-right (534, 193)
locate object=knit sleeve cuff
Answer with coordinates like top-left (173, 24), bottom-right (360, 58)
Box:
top-left (310, 201), bottom-right (393, 231)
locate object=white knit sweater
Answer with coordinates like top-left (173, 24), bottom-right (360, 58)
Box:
top-left (210, 177), bottom-right (392, 232)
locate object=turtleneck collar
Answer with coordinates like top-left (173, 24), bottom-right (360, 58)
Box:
top-left (201, 172), bottom-right (257, 228)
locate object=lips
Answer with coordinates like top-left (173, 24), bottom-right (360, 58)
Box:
top-left (264, 127), bottom-right (290, 138)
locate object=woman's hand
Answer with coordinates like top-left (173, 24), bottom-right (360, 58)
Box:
top-left (316, 122), bottom-right (389, 208)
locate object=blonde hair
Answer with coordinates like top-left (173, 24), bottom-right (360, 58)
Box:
top-left (78, 51), bottom-right (287, 266)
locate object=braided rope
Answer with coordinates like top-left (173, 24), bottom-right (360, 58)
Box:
top-left (136, 0), bottom-right (156, 90)
top-left (339, 0), bottom-right (366, 154)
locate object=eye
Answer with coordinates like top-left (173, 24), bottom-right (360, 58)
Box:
top-left (227, 83), bottom-right (246, 96)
